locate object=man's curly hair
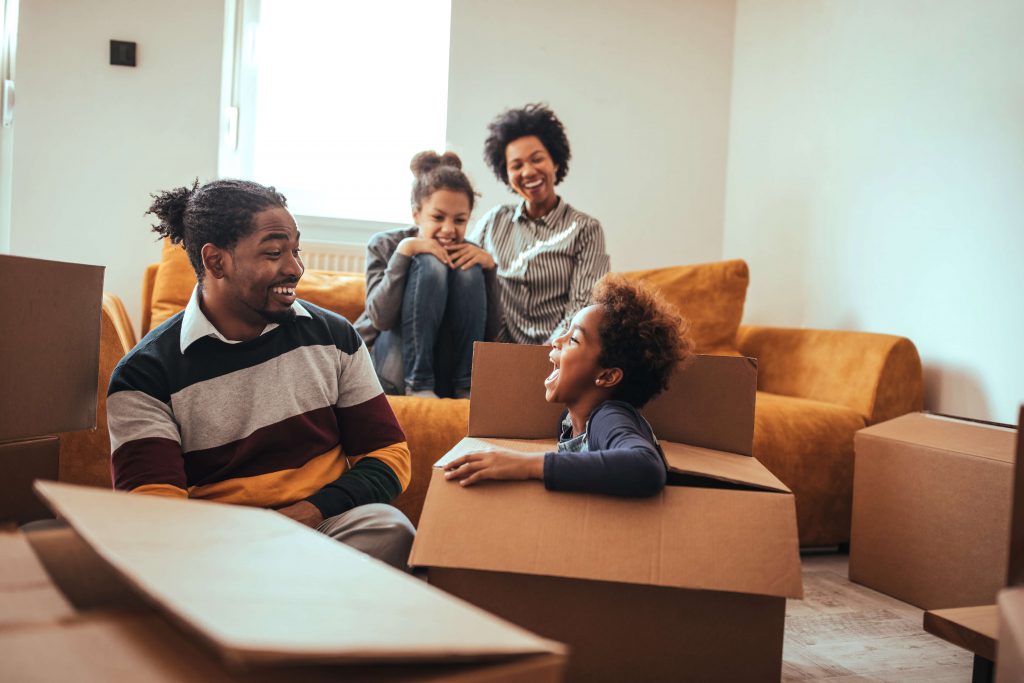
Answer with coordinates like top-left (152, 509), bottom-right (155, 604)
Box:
top-left (483, 103), bottom-right (571, 186)
top-left (592, 275), bottom-right (694, 407)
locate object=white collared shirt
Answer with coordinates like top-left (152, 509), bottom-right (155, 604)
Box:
top-left (179, 285), bottom-right (311, 353)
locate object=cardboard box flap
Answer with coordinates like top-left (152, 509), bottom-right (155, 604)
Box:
top-left (413, 444), bottom-right (802, 599)
top-left (469, 343), bottom-right (757, 456)
top-left (662, 442), bottom-right (790, 493)
top-left (0, 255), bottom-right (104, 441)
top-left (857, 413), bottom-right (1016, 465)
top-left (33, 481), bottom-right (565, 666)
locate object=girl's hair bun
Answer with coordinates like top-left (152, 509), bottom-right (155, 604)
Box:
top-left (410, 150), bottom-right (463, 176)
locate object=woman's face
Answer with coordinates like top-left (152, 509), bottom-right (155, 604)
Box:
top-left (413, 189), bottom-right (472, 246)
top-left (505, 135), bottom-right (558, 207)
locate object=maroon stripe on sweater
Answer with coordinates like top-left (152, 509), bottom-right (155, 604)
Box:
top-left (112, 437), bottom-right (187, 491)
top-left (334, 393), bottom-right (406, 456)
top-left (183, 406), bottom-right (340, 486)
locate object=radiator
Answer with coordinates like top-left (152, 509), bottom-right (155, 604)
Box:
top-left (302, 240), bottom-right (366, 273)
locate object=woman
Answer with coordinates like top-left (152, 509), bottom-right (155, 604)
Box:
top-left (469, 103), bottom-right (610, 345)
top-left (355, 151), bottom-right (498, 399)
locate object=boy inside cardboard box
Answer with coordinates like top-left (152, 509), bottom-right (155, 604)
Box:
top-left (410, 280), bottom-right (803, 683)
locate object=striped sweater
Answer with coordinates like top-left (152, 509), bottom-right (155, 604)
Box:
top-left (107, 296), bottom-right (410, 517)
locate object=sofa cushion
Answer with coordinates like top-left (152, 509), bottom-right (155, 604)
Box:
top-left (752, 391), bottom-right (867, 547)
top-left (620, 259), bottom-right (749, 354)
top-left (149, 239), bottom-right (367, 329)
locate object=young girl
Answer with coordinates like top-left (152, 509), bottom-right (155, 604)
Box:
top-left (443, 275), bottom-right (693, 496)
top-left (355, 151), bottom-right (498, 399)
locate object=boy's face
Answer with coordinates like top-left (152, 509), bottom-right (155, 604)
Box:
top-left (545, 305), bottom-right (605, 404)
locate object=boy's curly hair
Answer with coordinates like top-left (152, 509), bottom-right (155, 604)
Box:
top-left (592, 275), bottom-right (694, 407)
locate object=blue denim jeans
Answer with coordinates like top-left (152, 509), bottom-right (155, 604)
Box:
top-left (372, 254), bottom-right (486, 396)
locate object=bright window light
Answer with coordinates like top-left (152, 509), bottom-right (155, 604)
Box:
top-left (251, 0), bottom-right (451, 224)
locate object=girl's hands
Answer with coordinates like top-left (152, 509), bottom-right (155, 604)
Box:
top-left (443, 448), bottom-right (544, 486)
top-left (446, 242), bottom-right (495, 270)
top-left (396, 237), bottom-right (453, 266)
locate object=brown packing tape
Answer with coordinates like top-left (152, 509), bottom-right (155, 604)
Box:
top-left (0, 255), bottom-right (104, 441)
top-left (467, 342), bottom-right (757, 455)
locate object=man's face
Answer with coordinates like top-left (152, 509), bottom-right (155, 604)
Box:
top-left (220, 207), bottom-right (304, 326)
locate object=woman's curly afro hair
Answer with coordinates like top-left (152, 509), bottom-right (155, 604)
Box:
top-left (592, 275), bottom-right (695, 408)
top-left (483, 103), bottom-right (571, 186)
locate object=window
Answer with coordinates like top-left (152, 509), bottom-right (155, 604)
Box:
top-left (225, 0), bottom-right (452, 237)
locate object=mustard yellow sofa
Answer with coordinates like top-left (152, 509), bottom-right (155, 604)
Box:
top-left (58, 244), bottom-right (922, 546)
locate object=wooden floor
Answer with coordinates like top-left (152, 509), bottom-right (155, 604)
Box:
top-left (784, 552), bottom-right (974, 682)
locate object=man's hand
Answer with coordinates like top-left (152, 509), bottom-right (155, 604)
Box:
top-left (446, 242), bottom-right (495, 270)
top-left (396, 237), bottom-right (453, 266)
top-left (277, 500), bottom-right (324, 528)
top-left (443, 448), bottom-right (544, 487)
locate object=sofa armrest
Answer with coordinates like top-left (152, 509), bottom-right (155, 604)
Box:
top-left (140, 263), bottom-right (159, 336)
top-left (736, 325), bottom-right (923, 425)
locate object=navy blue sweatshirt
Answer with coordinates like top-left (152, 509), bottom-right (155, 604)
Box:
top-left (542, 400), bottom-right (668, 497)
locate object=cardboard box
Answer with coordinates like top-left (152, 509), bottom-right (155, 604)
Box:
top-left (410, 343), bottom-right (803, 683)
top-left (998, 586), bottom-right (1024, 683)
top-left (849, 412), bottom-right (1017, 609)
top-left (0, 254), bottom-right (104, 524)
top-left (0, 482), bottom-right (566, 682)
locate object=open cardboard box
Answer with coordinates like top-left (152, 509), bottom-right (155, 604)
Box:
top-left (850, 412), bottom-right (1017, 609)
top-left (0, 254), bottom-right (104, 524)
top-left (0, 481), bottom-right (566, 682)
top-left (410, 343), bottom-right (803, 683)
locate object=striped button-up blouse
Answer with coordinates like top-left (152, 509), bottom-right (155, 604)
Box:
top-left (469, 198), bottom-right (611, 345)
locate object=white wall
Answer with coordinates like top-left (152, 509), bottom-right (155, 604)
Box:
top-left (724, 0), bottom-right (1024, 423)
top-left (446, 0), bottom-right (736, 272)
top-left (10, 0), bottom-right (226, 333)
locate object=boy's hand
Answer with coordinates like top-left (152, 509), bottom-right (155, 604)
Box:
top-left (443, 449), bottom-right (544, 486)
top-left (446, 242), bottom-right (495, 270)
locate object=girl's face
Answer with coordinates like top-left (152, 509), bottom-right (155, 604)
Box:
top-left (505, 135), bottom-right (558, 208)
top-left (413, 189), bottom-right (472, 246)
top-left (545, 305), bottom-right (605, 404)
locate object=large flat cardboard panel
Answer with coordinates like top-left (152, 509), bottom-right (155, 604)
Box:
top-left (429, 568), bottom-right (786, 683)
top-left (998, 587), bottom-right (1024, 683)
top-left (468, 343), bottom-right (757, 455)
top-left (0, 436), bottom-right (59, 524)
top-left (34, 481), bottom-right (564, 667)
top-left (412, 466), bottom-right (802, 599)
top-left (0, 254), bottom-right (104, 441)
top-left (850, 414), bottom-right (1015, 609)
top-left (0, 613), bottom-right (566, 683)
top-left (0, 532), bottom-right (76, 626)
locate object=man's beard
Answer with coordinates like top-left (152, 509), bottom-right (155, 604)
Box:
top-left (259, 306), bottom-right (297, 326)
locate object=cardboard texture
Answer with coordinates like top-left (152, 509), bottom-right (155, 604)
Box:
top-left (922, 604), bottom-right (998, 662)
top-left (411, 342), bottom-right (801, 683)
top-left (33, 480), bottom-right (565, 668)
top-left (0, 254), bottom-right (104, 441)
top-left (849, 412), bottom-right (1018, 609)
top-left (998, 586), bottom-right (1024, 683)
top-left (0, 532), bottom-right (565, 683)
top-left (0, 435), bottom-right (59, 524)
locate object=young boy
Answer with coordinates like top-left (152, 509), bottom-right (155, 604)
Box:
top-left (443, 275), bottom-right (693, 496)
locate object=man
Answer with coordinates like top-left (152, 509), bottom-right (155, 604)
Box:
top-left (108, 179), bottom-right (413, 569)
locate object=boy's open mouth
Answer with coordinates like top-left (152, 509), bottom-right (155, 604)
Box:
top-left (545, 356), bottom-right (560, 386)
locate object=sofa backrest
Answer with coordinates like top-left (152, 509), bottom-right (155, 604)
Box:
top-left (144, 240), bottom-right (749, 354)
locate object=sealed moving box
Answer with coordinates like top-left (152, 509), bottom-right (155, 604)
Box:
top-left (0, 254), bottom-right (104, 524)
top-left (410, 343), bottom-right (803, 683)
top-left (0, 481), bottom-right (566, 682)
top-left (850, 413), bottom-right (1017, 609)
